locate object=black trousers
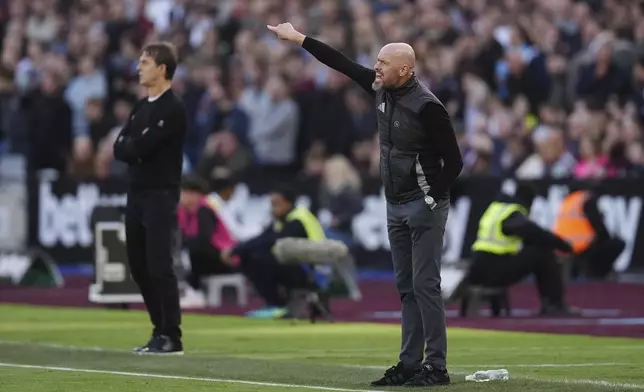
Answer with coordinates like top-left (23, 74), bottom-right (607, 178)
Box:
top-left (125, 189), bottom-right (182, 339)
top-left (466, 245), bottom-right (565, 307)
top-left (576, 237), bottom-right (625, 279)
top-left (186, 249), bottom-right (234, 291)
top-left (239, 250), bottom-right (312, 307)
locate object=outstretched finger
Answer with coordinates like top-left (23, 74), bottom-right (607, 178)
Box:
top-left (267, 25), bottom-right (277, 31)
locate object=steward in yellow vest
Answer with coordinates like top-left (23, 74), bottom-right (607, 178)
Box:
top-left (465, 183), bottom-right (577, 316)
top-left (223, 185), bottom-right (327, 319)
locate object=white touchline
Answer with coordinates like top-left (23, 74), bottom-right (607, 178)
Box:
top-left (0, 363), bottom-right (387, 392)
top-left (449, 362), bottom-right (627, 368)
top-left (2, 341), bottom-right (644, 390)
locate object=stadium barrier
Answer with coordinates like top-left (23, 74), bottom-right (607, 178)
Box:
top-left (24, 175), bottom-right (644, 274)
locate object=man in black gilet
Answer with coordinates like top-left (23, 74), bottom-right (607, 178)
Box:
top-left (268, 23), bottom-right (463, 387)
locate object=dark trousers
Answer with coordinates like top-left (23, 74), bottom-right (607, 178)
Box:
top-left (239, 250), bottom-right (312, 307)
top-left (466, 246), bottom-right (565, 307)
top-left (387, 197), bottom-right (449, 371)
top-left (186, 249), bottom-right (233, 291)
top-left (125, 189), bottom-right (182, 339)
top-left (576, 237), bottom-right (625, 279)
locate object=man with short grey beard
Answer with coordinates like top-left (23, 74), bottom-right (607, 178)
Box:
top-left (268, 22), bottom-right (463, 388)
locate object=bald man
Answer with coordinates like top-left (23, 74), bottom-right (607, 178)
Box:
top-left (268, 23), bottom-right (463, 387)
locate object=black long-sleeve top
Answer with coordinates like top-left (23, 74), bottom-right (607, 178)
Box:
top-left (301, 37), bottom-right (463, 202)
top-left (583, 194), bottom-right (609, 239)
top-left (497, 196), bottom-right (572, 253)
top-left (113, 89), bottom-right (187, 190)
top-left (502, 212), bottom-right (573, 253)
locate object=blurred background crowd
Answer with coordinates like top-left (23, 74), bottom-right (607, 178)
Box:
top-left (2, 0), bottom-right (644, 190)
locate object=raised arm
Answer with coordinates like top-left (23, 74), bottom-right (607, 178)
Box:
top-left (267, 23), bottom-right (376, 97)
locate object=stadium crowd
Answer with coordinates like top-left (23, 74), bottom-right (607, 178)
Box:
top-left (2, 0), bottom-right (644, 187)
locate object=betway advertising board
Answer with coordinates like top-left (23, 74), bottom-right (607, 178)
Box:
top-left (27, 177), bottom-right (644, 273)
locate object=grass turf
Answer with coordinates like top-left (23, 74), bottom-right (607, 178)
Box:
top-left (0, 304), bottom-right (643, 391)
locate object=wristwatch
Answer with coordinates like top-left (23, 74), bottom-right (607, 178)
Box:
top-left (424, 195), bottom-right (437, 210)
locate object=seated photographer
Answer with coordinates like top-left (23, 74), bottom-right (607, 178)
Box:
top-left (465, 183), bottom-right (578, 316)
top-left (178, 176), bottom-right (238, 306)
top-left (222, 185), bottom-right (329, 319)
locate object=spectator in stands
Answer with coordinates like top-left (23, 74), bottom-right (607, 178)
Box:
top-left (500, 135), bottom-right (530, 176)
top-left (15, 41), bottom-right (45, 94)
top-left (344, 86), bottom-right (377, 142)
top-left (64, 56), bottom-right (107, 171)
top-left (198, 127), bottom-right (252, 182)
top-left (25, 0), bottom-right (58, 44)
top-left (504, 49), bottom-right (552, 115)
top-left (5, 0), bottom-right (644, 186)
top-left (573, 136), bottom-right (608, 178)
top-left (95, 98), bottom-right (132, 179)
top-left (205, 167), bottom-right (261, 242)
top-left (516, 126), bottom-right (577, 178)
top-left (464, 132), bottom-right (495, 176)
top-left (319, 155), bottom-right (363, 248)
top-left (239, 72), bottom-right (299, 174)
top-left (576, 41), bottom-right (630, 106)
top-left (21, 71), bottom-right (72, 174)
top-left (631, 56), bottom-right (644, 124)
top-left (192, 80), bottom-right (251, 175)
top-left (302, 71), bottom-right (354, 158)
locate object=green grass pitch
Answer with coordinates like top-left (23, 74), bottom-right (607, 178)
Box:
top-left (0, 304), bottom-right (643, 391)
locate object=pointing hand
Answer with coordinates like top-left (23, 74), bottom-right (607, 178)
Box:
top-left (267, 23), bottom-right (305, 45)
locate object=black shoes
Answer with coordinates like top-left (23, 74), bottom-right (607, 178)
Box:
top-left (132, 335), bottom-right (184, 356)
top-left (403, 364), bottom-right (451, 387)
top-left (370, 362), bottom-right (419, 386)
top-left (539, 303), bottom-right (582, 316)
top-left (132, 335), bottom-right (155, 353)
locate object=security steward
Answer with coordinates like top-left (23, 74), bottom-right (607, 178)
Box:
top-left (222, 185), bottom-right (329, 319)
top-left (465, 183), bottom-right (578, 316)
top-left (553, 186), bottom-right (625, 280)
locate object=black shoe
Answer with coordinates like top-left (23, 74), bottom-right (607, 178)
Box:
top-left (403, 364), bottom-right (451, 387)
top-left (308, 292), bottom-right (332, 323)
top-left (370, 362), bottom-right (418, 386)
top-left (132, 335), bottom-right (156, 353)
top-left (136, 335), bottom-right (184, 356)
top-left (539, 304), bottom-right (582, 316)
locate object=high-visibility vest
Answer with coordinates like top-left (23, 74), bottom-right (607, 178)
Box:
top-left (471, 202), bottom-right (527, 255)
top-left (552, 191), bottom-right (595, 253)
top-left (273, 207), bottom-right (326, 241)
top-left (273, 207), bottom-right (329, 288)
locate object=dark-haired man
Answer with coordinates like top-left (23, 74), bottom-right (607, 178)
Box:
top-left (113, 42), bottom-right (187, 355)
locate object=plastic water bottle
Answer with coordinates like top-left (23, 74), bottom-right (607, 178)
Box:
top-left (465, 369), bottom-right (510, 382)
